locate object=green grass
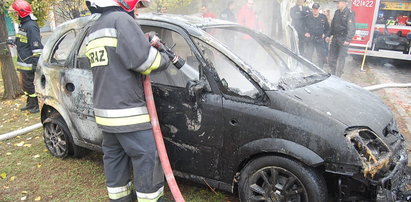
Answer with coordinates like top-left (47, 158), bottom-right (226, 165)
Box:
top-left (0, 125), bottom-right (236, 202)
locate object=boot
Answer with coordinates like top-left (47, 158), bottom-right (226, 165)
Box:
top-left (20, 96), bottom-right (34, 111)
top-left (29, 97), bottom-right (40, 113)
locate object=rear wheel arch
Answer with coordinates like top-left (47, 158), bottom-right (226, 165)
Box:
top-left (41, 105), bottom-right (88, 158)
top-left (41, 104), bottom-right (79, 142)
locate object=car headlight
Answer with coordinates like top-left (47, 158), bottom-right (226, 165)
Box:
top-left (345, 128), bottom-right (392, 179)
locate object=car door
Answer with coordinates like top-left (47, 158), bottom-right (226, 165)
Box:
top-left (191, 38), bottom-right (271, 181)
top-left (140, 24), bottom-right (225, 179)
top-left (55, 27), bottom-right (102, 146)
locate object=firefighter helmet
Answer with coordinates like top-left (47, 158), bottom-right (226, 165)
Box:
top-left (86, 0), bottom-right (150, 12)
top-left (114, 0), bottom-right (139, 12)
top-left (11, 0), bottom-right (33, 18)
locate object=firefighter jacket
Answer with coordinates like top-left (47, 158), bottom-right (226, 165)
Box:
top-left (15, 16), bottom-right (43, 72)
top-left (304, 13), bottom-right (330, 38)
top-left (220, 8), bottom-right (236, 22)
top-left (290, 5), bottom-right (310, 35)
top-left (328, 7), bottom-right (356, 43)
top-left (85, 10), bottom-right (170, 133)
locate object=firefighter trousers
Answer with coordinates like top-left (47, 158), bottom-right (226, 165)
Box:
top-left (102, 129), bottom-right (164, 202)
top-left (21, 71), bottom-right (36, 96)
top-left (329, 38), bottom-right (349, 77)
top-left (305, 38), bottom-right (327, 69)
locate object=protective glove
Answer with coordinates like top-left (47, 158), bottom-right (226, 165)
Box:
top-left (6, 39), bottom-right (15, 45)
top-left (145, 31), bottom-right (185, 69)
top-left (145, 31), bottom-right (165, 51)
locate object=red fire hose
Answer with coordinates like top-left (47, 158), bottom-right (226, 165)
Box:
top-left (143, 75), bottom-right (185, 202)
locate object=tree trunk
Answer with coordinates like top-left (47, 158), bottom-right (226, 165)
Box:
top-left (0, 6), bottom-right (22, 99)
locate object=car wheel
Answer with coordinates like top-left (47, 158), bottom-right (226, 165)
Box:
top-left (43, 112), bottom-right (85, 158)
top-left (238, 156), bottom-right (327, 202)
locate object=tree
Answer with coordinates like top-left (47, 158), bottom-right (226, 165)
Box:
top-left (1, 0), bottom-right (53, 99)
top-left (152, 0), bottom-right (195, 13)
top-left (54, 0), bottom-right (87, 22)
top-left (0, 2), bottom-right (21, 99)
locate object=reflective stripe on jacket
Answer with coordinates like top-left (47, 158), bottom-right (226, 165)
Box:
top-left (86, 11), bottom-right (170, 133)
top-left (16, 16), bottom-right (43, 72)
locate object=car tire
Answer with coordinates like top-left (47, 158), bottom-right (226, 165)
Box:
top-left (43, 112), bottom-right (87, 158)
top-left (238, 156), bottom-right (327, 202)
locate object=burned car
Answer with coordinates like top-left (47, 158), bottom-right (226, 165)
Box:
top-left (35, 14), bottom-right (409, 201)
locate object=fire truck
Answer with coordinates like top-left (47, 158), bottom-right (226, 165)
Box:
top-left (349, 0), bottom-right (411, 60)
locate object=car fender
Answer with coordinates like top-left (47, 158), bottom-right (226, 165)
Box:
top-left (40, 97), bottom-right (83, 145)
top-left (237, 138), bottom-right (324, 167)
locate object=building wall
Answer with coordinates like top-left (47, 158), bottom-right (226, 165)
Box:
top-left (5, 11), bottom-right (15, 36)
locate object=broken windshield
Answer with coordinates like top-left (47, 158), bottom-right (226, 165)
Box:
top-left (202, 27), bottom-right (329, 90)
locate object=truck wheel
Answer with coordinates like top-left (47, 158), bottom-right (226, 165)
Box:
top-left (43, 112), bottom-right (86, 158)
top-left (238, 156), bottom-right (327, 202)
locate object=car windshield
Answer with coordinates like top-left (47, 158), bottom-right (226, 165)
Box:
top-left (202, 27), bottom-right (329, 90)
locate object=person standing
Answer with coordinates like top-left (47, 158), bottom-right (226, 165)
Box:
top-left (200, 4), bottom-right (216, 19)
top-left (237, 0), bottom-right (263, 32)
top-left (304, 3), bottom-right (329, 69)
top-left (326, 0), bottom-right (356, 77)
top-left (11, 0), bottom-right (43, 113)
top-left (85, 0), bottom-right (171, 201)
top-left (220, 1), bottom-right (236, 22)
top-left (290, 0), bottom-right (310, 56)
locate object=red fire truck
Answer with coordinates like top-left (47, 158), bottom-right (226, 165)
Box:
top-left (349, 0), bottom-right (411, 60)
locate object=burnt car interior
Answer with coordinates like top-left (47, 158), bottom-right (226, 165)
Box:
top-left (141, 26), bottom-right (200, 87)
top-left (50, 30), bottom-right (79, 65)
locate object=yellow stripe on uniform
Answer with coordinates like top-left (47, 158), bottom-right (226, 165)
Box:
top-left (136, 187), bottom-right (164, 202)
top-left (86, 38), bottom-right (117, 68)
top-left (17, 34), bottom-right (28, 43)
top-left (16, 62), bottom-right (33, 71)
top-left (141, 51), bottom-right (162, 75)
top-left (28, 93), bottom-right (37, 98)
top-left (95, 114), bottom-right (150, 127)
top-left (107, 182), bottom-right (132, 200)
top-left (86, 38), bottom-right (118, 51)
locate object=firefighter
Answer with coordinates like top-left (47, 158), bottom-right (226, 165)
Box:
top-left (290, 0), bottom-right (310, 56)
top-left (220, 1), bottom-right (236, 22)
top-left (304, 3), bottom-right (329, 69)
top-left (11, 0), bottom-right (43, 113)
top-left (326, 0), bottom-right (356, 77)
top-left (85, 0), bottom-right (171, 201)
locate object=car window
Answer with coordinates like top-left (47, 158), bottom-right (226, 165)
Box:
top-left (193, 38), bottom-right (259, 99)
top-left (141, 26), bottom-right (200, 88)
top-left (50, 29), bottom-right (79, 65)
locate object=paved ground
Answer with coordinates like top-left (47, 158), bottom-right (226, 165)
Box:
top-left (367, 58), bottom-right (411, 166)
top-left (340, 56), bottom-right (411, 166)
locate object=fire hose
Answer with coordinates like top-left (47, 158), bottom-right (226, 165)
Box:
top-left (143, 76), bottom-right (185, 202)
top-left (142, 32), bottom-right (200, 202)
top-left (364, 83), bottom-right (411, 91)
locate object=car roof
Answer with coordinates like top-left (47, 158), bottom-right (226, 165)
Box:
top-left (137, 13), bottom-right (238, 35)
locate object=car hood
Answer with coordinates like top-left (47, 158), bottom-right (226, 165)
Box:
top-left (268, 76), bottom-right (392, 135)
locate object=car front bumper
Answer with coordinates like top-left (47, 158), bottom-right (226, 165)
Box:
top-left (374, 146), bottom-right (410, 202)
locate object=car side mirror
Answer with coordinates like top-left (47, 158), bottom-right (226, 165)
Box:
top-left (186, 78), bottom-right (210, 102)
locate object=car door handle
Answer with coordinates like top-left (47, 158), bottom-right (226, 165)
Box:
top-left (65, 83), bottom-right (75, 92)
top-left (229, 119), bottom-right (238, 126)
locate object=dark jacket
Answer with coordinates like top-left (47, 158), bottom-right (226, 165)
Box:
top-left (290, 5), bottom-right (310, 34)
top-left (220, 8), bottom-right (236, 22)
top-left (86, 9), bottom-right (170, 133)
top-left (15, 16), bottom-right (43, 72)
top-left (305, 13), bottom-right (330, 38)
top-left (328, 7), bottom-right (356, 42)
